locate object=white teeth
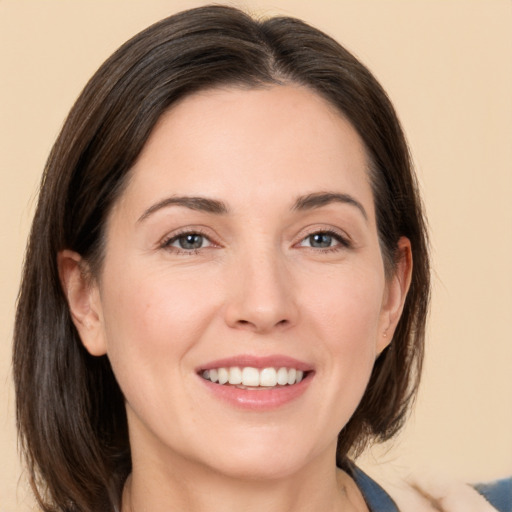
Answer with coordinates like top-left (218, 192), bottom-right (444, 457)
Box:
top-left (260, 368), bottom-right (277, 387)
top-left (228, 367), bottom-right (242, 385)
top-left (242, 367), bottom-right (260, 387)
top-left (276, 367), bottom-right (289, 385)
top-left (218, 367), bottom-right (229, 385)
top-left (202, 366), bottom-right (307, 387)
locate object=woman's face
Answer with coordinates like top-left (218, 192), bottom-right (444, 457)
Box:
top-left (77, 85), bottom-right (409, 480)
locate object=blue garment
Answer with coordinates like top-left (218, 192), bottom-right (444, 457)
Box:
top-left (345, 462), bottom-right (512, 512)
top-left (349, 464), bottom-right (399, 512)
top-left (474, 477), bottom-right (512, 512)
top-left (346, 463), bottom-right (399, 512)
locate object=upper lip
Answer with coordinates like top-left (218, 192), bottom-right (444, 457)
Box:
top-left (197, 354), bottom-right (313, 373)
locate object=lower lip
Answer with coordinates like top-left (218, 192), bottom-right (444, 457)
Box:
top-left (198, 373), bottom-right (314, 411)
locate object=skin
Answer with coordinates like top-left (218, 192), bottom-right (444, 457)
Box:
top-left (60, 85), bottom-right (412, 512)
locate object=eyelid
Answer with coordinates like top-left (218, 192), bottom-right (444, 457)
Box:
top-left (159, 226), bottom-right (220, 253)
top-left (295, 226), bottom-right (352, 249)
top-left (157, 224), bottom-right (352, 254)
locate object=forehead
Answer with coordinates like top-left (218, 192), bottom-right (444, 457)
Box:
top-left (118, 85), bottom-right (374, 219)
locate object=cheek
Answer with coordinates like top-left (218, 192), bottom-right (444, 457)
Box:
top-left (303, 265), bottom-right (385, 394)
top-left (308, 265), bottom-right (385, 345)
top-left (98, 264), bottom-right (222, 400)
top-left (103, 263), bottom-right (217, 342)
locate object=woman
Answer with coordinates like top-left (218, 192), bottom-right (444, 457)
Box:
top-left (12, 5), bottom-right (507, 512)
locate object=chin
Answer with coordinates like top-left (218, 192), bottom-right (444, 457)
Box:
top-left (206, 451), bottom-right (307, 482)
top-left (193, 429), bottom-right (328, 482)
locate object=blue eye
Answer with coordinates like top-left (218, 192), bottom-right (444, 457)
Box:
top-left (308, 233), bottom-right (334, 248)
top-left (299, 231), bottom-right (349, 249)
top-left (165, 232), bottom-right (212, 251)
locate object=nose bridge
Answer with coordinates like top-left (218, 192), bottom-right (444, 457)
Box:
top-left (225, 242), bottom-right (297, 333)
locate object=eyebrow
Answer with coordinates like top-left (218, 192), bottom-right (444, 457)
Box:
top-left (137, 191), bottom-right (367, 223)
top-left (137, 196), bottom-right (229, 222)
top-left (292, 192), bottom-right (368, 220)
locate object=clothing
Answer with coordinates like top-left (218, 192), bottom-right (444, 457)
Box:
top-left (346, 462), bottom-right (512, 512)
top-left (474, 477), bottom-right (512, 512)
top-left (347, 463), bottom-right (400, 512)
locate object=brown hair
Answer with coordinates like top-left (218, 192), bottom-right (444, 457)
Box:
top-left (13, 5), bottom-right (429, 511)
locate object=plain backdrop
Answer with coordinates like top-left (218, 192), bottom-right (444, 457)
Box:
top-left (1, 1), bottom-right (511, 510)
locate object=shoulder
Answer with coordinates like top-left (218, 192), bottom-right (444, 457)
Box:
top-left (473, 476), bottom-right (512, 512)
top-left (345, 462), bottom-right (400, 512)
top-left (346, 461), bottom-right (512, 512)
top-left (401, 475), bottom-right (511, 512)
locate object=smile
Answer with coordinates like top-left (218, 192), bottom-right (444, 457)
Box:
top-left (197, 355), bottom-right (314, 409)
top-left (201, 366), bottom-right (305, 388)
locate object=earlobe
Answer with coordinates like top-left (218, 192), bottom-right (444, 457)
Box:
top-left (377, 237), bottom-right (413, 354)
top-left (57, 250), bottom-right (107, 356)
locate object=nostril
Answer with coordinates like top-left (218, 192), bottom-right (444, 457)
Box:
top-left (233, 318), bottom-right (289, 332)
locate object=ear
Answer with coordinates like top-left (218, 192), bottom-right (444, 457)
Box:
top-left (377, 237), bottom-right (413, 354)
top-left (57, 250), bottom-right (107, 356)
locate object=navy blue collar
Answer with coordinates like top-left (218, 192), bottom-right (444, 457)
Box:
top-left (345, 461), bottom-right (512, 512)
top-left (344, 462), bottom-right (399, 512)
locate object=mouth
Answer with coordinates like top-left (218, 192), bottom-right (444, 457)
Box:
top-left (196, 355), bottom-right (314, 409)
top-left (200, 366), bottom-right (310, 389)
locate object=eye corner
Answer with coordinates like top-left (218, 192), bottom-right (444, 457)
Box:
top-left (159, 227), bottom-right (220, 255)
top-left (295, 227), bottom-right (352, 252)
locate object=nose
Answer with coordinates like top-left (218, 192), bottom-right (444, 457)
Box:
top-left (224, 249), bottom-right (299, 334)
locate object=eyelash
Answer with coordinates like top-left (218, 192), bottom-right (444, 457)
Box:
top-left (160, 228), bottom-right (351, 255)
top-left (298, 229), bottom-right (351, 252)
top-left (160, 228), bottom-right (215, 255)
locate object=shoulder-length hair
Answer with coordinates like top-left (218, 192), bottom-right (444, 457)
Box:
top-left (13, 5), bottom-right (429, 511)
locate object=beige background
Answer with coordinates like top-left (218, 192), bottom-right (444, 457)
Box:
top-left (1, 1), bottom-right (511, 510)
